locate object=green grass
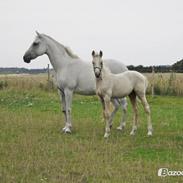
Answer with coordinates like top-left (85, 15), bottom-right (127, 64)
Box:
top-left (0, 89), bottom-right (183, 182)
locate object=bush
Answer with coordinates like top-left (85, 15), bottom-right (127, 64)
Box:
top-left (0, 81), bottom-right (8, 90)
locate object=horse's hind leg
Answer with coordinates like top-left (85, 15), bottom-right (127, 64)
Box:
top-left (129, 92), bottom-right (138, 135)
top-left (117, 97), bottom-right (127, 131)
top-left (139, 95), bottom-right (153, 136)
top-left (108, 99), bottom-right (120, 129)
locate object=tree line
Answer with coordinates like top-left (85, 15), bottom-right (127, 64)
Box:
top-left (128, 59), bottom-right (183, 73)
top-left (0, 67), bottom-right (48, 74)
top-left (0, 59), bottom-right (183, 74)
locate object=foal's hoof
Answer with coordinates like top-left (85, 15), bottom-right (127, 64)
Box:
top-left (147, 131), bottom-right (152, 136)
top-left (104, 133), bottom-right (110, 138)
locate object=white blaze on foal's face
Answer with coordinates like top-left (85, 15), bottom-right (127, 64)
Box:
top-left (92, 50), bottom-right (103, 78)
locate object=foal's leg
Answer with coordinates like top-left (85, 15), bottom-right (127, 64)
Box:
top-left (99, 96), bottom-right (105, 120)
top-left (117, 98), bottom-right (127, 131)
top-left (63, 88), bottom-right (73, 133)
top-left (129, 93), bottom-right (138, 135)
top-left (138, 95), bottom-right (153, 136)
top-left (104, 96), bottom-right (112, 138)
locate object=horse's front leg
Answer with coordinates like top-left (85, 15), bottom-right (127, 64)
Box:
top-left (63, 88), bottom-right (73, 133)
top-left (103, 96), bottom-right (111, 138)
top-left (58, 89), bottom-right (67, 132)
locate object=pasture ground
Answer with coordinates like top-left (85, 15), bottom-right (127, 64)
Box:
top-left (0, 76), bottom-right (183, 182)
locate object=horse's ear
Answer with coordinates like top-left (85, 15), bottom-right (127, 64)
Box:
top-left (99, 50), bottom-right (103, 58)
top-left (92, 50), bottom-right (95, 57)
top-left (36, 31), bottom-right (41, 38)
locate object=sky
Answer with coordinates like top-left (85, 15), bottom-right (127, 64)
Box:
top-left (0, 0), bottom-right (183, 69)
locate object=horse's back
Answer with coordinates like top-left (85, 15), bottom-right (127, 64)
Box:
top-left (104, 59), bottom-right (128, 74)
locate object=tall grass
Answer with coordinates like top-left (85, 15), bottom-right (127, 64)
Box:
top-left (0, 74), bottom-right (56, 92)
top-left (145, 72), bottom-right (183, 96)
top-left (0, 72), bottom-right (183, 96)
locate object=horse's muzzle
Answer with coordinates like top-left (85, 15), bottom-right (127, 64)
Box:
top-left (23, 55), bottom-right (31, 63)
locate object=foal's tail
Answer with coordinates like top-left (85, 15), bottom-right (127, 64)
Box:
top-left (145, 77), bottom-right (149, 91)
top-left (136, 77), bottom-right (148, 103)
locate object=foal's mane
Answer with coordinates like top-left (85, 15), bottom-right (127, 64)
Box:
top-left (42, 34), bottom-right (80, 59)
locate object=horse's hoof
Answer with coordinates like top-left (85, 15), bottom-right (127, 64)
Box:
top-left (130, 131), bottom-right (136, 136)
top-left (147, 131), bottom-right (152, 136)
top-left (104, 133), bottom-right (110, 138)
top-left (62, 126), bottom-right (67, 132)
top-left (65, 128), bottom-right (71, 133)
top-left (117, 126), bottom-right (123, 131)
top-left (62, 127), bottom-right (71, 133)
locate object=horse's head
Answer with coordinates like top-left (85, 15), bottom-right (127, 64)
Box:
top-left (91, 50), bottom-right (103, 78)
top-left (23, 31), bottom-right (47, 63)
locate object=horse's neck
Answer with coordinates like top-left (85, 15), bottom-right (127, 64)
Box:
top-left (45, 38), bottom-right (71, 72)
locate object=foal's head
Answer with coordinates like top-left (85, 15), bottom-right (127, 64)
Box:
top-left (91, 50), bottom-right (103, 78)
top-left (23, 31), bottom-right (47, 63)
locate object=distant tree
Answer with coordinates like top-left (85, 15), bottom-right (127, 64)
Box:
top-left (172, 59), bottom-right (183, 72)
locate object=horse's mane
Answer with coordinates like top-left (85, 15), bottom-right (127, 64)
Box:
top-left (42, 34), bottom-right (80, 59)
top-left (64, 46), bottom-right (80, 59)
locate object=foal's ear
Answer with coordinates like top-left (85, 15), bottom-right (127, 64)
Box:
top-left (92, 50), bottom-right (95, 57)
top-left (99, 50), bottom-right (103, 58)
top-left (36, 31), bottom-right (41, 38)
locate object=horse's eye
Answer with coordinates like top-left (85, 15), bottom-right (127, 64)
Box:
top-left (33, 42), bottom-right (39, 46)
top-left (92, 62), bottom-right (94, 65)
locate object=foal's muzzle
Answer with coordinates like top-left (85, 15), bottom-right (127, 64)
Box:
top-left (94, 67), bottom-right (102, 78)
top-left (95, 73), bottom-right (100, 78)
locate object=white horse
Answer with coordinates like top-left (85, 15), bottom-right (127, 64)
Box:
top-left (23, 32), bottom-right (128, 133)
top-left (92, 50), bottom-right (153, 138)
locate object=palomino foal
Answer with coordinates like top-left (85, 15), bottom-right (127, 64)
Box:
top-left (92, 51), bottom-right (153, 138)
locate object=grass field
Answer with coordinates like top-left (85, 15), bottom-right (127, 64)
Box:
top-left (0, 74), bottom-right (183, 182)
